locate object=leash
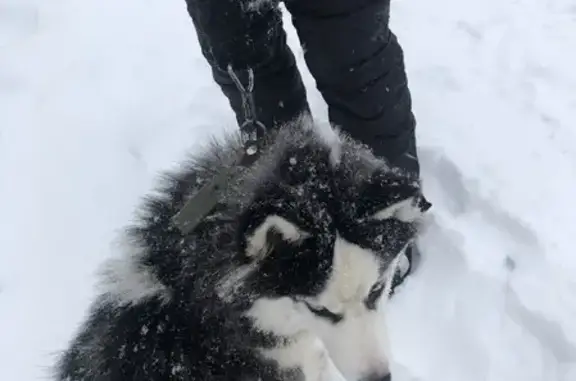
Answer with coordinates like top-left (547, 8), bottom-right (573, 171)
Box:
top-left (172, 66), bottom-right (267, 235)
top-left (228, 66), bottom-right (267, 167)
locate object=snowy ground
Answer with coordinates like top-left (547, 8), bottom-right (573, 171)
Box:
top-left (1, 0), bottom-right (576, 380)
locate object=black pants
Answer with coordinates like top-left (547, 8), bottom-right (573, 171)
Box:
top-left (184, 0), bottom-right (419, 175)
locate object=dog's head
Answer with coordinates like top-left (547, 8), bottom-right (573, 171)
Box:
top-left (222, 124), bottom-right (429, 381)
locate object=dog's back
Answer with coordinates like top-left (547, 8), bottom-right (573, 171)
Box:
top-left (55, 129), bottom-right (279, 381)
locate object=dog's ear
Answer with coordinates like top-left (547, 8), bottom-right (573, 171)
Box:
top-left (357, 169), bottom-right (431, 221)
top-left (339, 169), bottom-right (431, 258)
top-left (240, 214), bottom-right (309, 259)
top-left (371, 197), bottom-right (424, 223)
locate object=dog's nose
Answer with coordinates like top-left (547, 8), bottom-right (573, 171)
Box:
top-left (361, 372), bottom-right (391, 381)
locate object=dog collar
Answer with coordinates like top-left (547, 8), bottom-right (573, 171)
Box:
top-left (172, 66), bottom-right (266, 235)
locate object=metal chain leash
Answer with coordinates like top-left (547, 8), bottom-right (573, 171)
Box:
top-left (227, 65), bottom-right (267, 166)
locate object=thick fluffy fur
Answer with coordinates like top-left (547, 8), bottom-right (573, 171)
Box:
top-left (54, 118), bottom-right (426, 381)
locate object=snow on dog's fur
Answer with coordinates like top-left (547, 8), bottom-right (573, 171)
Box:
top-left (54, 117), bottom-right (427, 381)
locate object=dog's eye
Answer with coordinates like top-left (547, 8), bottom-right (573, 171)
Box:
top-left (304, 302), bottom-right (343, 324)
top-left (364, 282), bottom-right (386, 310)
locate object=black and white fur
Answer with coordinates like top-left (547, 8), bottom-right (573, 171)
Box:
top-left (54, 117), bottom-right (427, 381)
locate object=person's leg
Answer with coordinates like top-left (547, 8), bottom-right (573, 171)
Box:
top-left (284, 0), bottom-right (419, 176)
top-left (285, 0), bottom-right (424, 291)
top-left (184, 0), bottom-right (310, 130)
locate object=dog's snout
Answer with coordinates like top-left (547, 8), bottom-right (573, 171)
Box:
top-left (361, 372), bottom-right (391, 381)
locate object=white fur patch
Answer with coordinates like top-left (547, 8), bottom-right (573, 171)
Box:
top-left (245, 215), bottom-right (308, 258)
top-left (317, 306), bottom-right (391, 381)
top-left (301, 117), bottom-right (343, 168)
top-left (98, 238), bottom-right (171, 306)
top-left (246, 296), bottom-right (305, 336)
top-left (261, 332), bottom-right (347, 381)
top-left (372, 197), bottom-right (423, 222)
top-left (303, 237), bottom-right (392, 380)
top-left (318, 236), bottom-right (382, 311)
top-left (216, 262), bottom-right (258, 302)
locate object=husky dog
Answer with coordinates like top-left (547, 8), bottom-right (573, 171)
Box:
top-left (54, 118), bottom-right (428, 381)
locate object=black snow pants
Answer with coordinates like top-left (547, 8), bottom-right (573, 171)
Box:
top-left (184, 0), bottom-right (419, 175)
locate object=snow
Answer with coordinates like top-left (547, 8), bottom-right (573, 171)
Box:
top-left (1, 0), bottom-right (575, 380)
